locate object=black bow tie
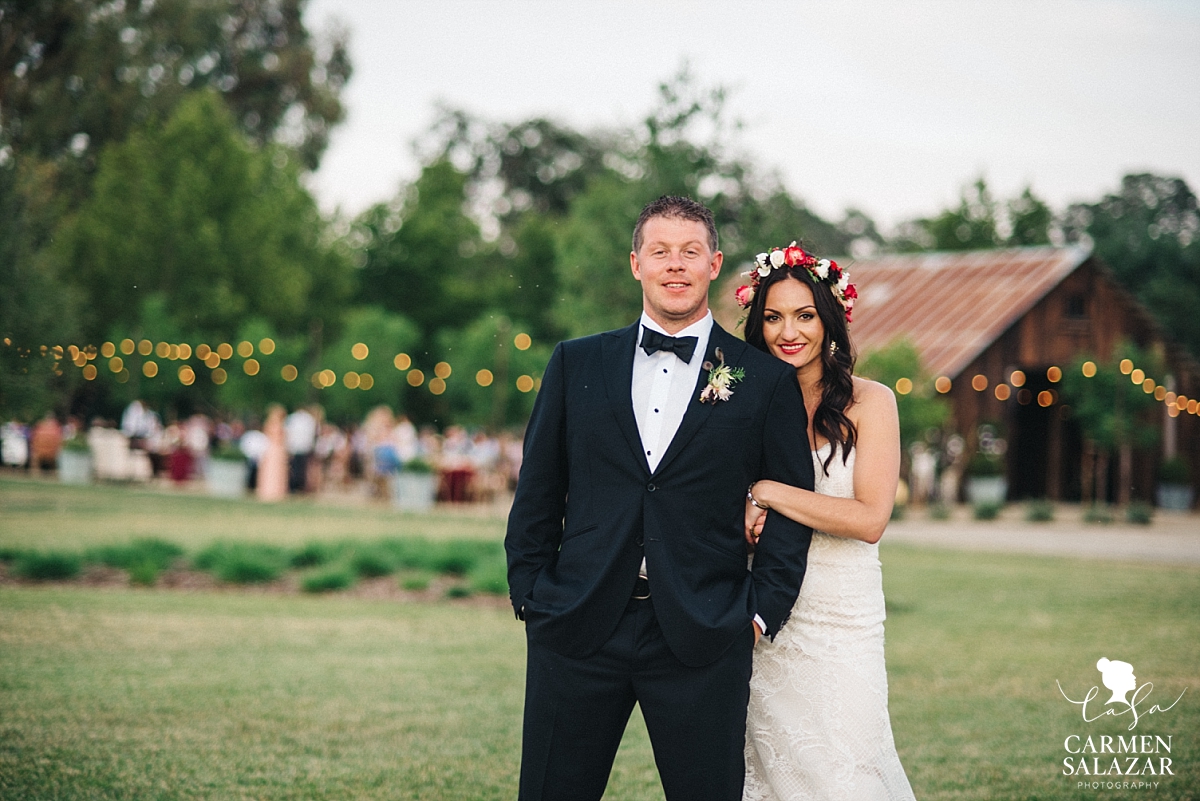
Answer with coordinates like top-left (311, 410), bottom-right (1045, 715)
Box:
top-left (640, 326), bottom-right (698, 363)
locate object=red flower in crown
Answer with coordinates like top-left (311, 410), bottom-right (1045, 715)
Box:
top-left (783, 244), bottom-right (806, 267)
top-left (735, 285), bottom-right (755, 307)
top-left (844, 284), bottom-right (858, 301)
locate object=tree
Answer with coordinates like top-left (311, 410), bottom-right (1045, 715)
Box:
top-left (1, 0), bottom-right (350, 172)
top-left (1062, 173), bottom-right (1200, 360)
top-left (892, 179), bottom-right (1052, 252)
top-left (856, 340), bottom-right (950, 450)
top-left (64, 90), bottom-right (352, 347)
top-left (1059, 343), bottom-right (1161, 505)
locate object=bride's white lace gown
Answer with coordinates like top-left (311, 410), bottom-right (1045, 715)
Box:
top-left (744, 444), bottom-right (915, 801)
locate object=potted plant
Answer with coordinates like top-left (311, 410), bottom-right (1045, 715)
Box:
top-left (964, 424), bottom-right (1007, 504)
top-left (392, 457), bottom-right (437, 511)
top-left (58, 436), bottom-right (92, 485)
top-left (205, 441), bottom-right (248, 498)
top-left (1156, 456), bottom-right (1193, 511)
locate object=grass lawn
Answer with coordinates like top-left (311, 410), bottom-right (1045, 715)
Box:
top-left (1, 477), bottom-right (1198, 799)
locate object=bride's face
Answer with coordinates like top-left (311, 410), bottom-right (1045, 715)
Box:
top-left (762, 277), bottom-right (825, 373)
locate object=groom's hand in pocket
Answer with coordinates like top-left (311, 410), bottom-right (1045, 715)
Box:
top-left (752, 620), bottom-right (762, 645)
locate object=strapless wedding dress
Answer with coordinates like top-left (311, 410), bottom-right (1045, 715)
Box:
top-left (744, 444), bottom-right (915, 801)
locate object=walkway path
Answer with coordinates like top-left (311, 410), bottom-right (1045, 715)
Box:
top-left (883, 504), bottom-right (1200, 565)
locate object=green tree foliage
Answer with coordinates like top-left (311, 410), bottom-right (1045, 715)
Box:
top-left (893, 178), bottom-right (1051, 252)
top-left (351, 160), bottom-right (486, 340)
top-left (1062, 173), bottom-right (1200, 359)
top-left (64, 90), bottom-right (351, 344)
top-left (856, 339), bottom-right (950, 450)
top-left (1059, 344), bottom-right (1161, 454)
top-left (0, 0), bottom-right (350, 172)
top-left (437, 313), bottom-right (551, 429)
top-left (314, 307), bottom-right (421, 424)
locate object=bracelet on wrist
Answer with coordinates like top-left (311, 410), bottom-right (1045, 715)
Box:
top-left (747, 483), bottom-right (767, 510)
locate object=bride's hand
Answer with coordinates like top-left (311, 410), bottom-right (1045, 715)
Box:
top-left (744, 500), bottom-right (767, 545)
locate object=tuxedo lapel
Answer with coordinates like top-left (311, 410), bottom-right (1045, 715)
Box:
top-left (651, 323), bottom-right (747, 477)
top-left (601, 322), bottom-right (651, 475)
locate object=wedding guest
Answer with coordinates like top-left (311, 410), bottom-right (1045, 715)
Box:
top-left (257, 404), bottom-right (288, 502)
top-left (239, 422), bottom-right (269, 492)
top-left (285, 406), bottom-right (317, 493)
top-left (29, 413), bottom-right (63, 473)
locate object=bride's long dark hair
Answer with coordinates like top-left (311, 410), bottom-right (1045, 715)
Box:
top-left (744, 265), bottom-right (857, 474)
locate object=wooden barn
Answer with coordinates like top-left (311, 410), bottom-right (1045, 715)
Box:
top-left (844, 246), bottom-right (1199, 505)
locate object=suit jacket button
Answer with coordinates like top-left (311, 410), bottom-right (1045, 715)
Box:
top-left (647, 483), bottom-right (656, 492)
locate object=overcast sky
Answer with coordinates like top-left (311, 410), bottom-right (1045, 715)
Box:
top-left (302, 0), bottom-right (1200, 231)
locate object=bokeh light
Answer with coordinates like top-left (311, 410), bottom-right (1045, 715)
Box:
top-left (476, 369), bottom-right (494, 387)
top-left (1155, 386), bottom-right (1167, 401)
top-left (82, 364), bottom-right (97, 380)
top-left (237, 341), bottom-right (254, 358)
top-left (1037, 390), bottom-right (1054, 407)
top-left (204, 352), bottom-right (221, 369)
top-left (514, 333), bottom-right (532, 351)
top-left (1047, 366), bottom-right (1062, 382)
top-left (407, 369), bottom-right (425, 387)
top-left (217, 343), bottom-right (233, 359)
top-left (1142, 378), bottom-right (1155, 393)
top-left (101, 342), bottom-right (116, 358)
top-left (344, 371), bottom-right (361, 389)
top-left (120, 339), bottom-right (135, 355)
top-left (995, 384), bottom-right (1011, 401)
top-left (394, 353), bottom-right (412, 370)
top-left (178, 343), bottom-right (192, 359)
top-left (319, 369), bottom-right (336, 388)
top-left (971, 374), bottom-right (988, 391)
top-left (1130, 368), bottom-right (1145, 384)
top-left (281, 364), bottom-right (298, 382)
top-left (434, 361), bottom-right (452, 379)
top-left (179, 366), bottom-right (195, 386)
top-left (196, 344), bottom-right (212, 359)
top-left (352, 343), bottom-right (369, 360)
top-left (243, 359), bottom-right (260, 376)
top-left (168, 344), bottom-right (180, 360)
top-left (429, 377), bottom-right (447, 395)
top-left (259, 338), bottom-right (276, 355)
top-left (934, 376), bottom-right (951, 394)
top-left (1017, 388), bottom-right (1032, 405)
top-left (1119, 359), bottom-right (1133, 375)
top-left (156, 342), bottom-right (170, 358)
top-left (516, 375), bottom-right (535, 393)
top-left (109, 356), bottom-right (123, 373)
top-left (1082, 361), bottom-right (1097, 378)
top-left (359, 373), bottom-right (374, 390)
top-left (143, 361), bottom-right (159, 378)
top-left (1010, 370), bottom-right (1026, 387)
top-left (894, 377), bottom-right (912, 395)
top-left (212, 368), bottom-right (227, 385)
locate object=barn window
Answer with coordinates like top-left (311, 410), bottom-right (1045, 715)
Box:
top-left (1065, 293), bottom-right (1087, 319)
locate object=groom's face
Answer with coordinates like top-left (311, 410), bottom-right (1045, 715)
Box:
top-left (630, 216), bottom-right (723, 333)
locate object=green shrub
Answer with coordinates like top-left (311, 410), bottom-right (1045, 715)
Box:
top-left (928, 503), bottom-right (951, 521)
top-left (469, 561), bottom-right (509, 596)
top-left (445, 584), bottom-right (472, 599)
top-left (1158, 456), bottom-right (1191, 485)
top-left (0, 546), bottom-right (25, 563)
top-left (290, 541), bottom-right (336, 569)
top-left (128, 560), bottom-right (159, 587)
top-left (195, 543), bottom-right (288, 585)
top-left (1084, 505), bottom-right (1114, 524)
top-left (14, 551), bottom-right (82, 581)
top-left (301, 567), bottom-right (356, 593)
top-left (87, 538), bottom-right (184, 571)
top-left (1025, 500), bottom-right (1054, 522)
top-left (375, 537), bottom-right (431, 571)
top-left (431, 540), bottom-right (499, 576)
top-left (1126, 501), bottom-right (1154, 525)
top-left (889, 504), bottom-right (906, 521)
top-left (973, 502), bottom-right (1002, 521)
top-left (351, 547), bottom-right (396, 578)
top-left (399, 572), bottom-right (432, 591)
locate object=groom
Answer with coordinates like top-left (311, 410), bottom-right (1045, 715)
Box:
top-left (506, 196), bottom-right (815, 800)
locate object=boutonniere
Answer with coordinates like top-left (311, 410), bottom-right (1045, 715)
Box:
top-left (699, 347), bottom-right (744, 404)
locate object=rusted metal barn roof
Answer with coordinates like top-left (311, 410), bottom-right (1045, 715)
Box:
top-left (847, 246), bottom-right (1092, 379)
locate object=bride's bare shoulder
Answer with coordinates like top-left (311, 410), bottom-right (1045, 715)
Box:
top-left (849, 376), bottom-right (897, 417)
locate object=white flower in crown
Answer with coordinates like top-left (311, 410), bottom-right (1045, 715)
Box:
top-left (815, 259), bottom-right (830, 280)
top-left (837, 272), bottom-right (850, 292)
top-left (769, 250), bottom-right (786, 268)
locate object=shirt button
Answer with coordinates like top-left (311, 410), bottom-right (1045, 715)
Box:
top-left (647, 483), bottom-right (657, 492)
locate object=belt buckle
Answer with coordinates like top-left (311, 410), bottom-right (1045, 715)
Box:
top-left (632, 576), bottom-right (651, 600)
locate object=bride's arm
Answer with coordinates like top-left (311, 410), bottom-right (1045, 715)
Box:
top-left (750, 379), bottom-right (900, 544)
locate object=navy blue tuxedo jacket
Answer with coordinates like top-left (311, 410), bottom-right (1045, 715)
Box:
top-left (505, 321), bottom-right (815, 668)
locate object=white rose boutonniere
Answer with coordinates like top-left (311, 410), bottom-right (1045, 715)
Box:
top-left (699, 347), bottom-right (745, 404)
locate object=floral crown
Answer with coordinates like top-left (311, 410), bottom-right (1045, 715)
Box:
top-left (735, 242), bottom-right (857, 323)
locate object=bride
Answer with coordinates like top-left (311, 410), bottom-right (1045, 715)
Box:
top-left (737, 244), bottom-right (915, 801)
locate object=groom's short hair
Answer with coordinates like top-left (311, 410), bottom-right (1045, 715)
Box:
top-left (632, 196), bottom-right (719, 255)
